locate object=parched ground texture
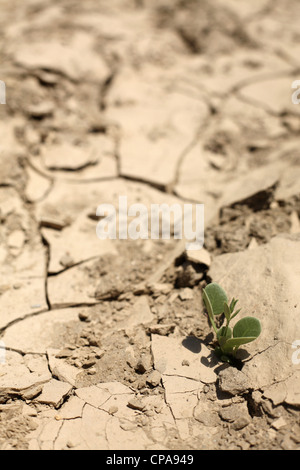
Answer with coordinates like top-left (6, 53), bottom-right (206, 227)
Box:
top-left (0, 0), bottom-right (300, 450)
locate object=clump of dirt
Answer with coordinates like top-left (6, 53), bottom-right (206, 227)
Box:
top-left (86, 240), bottom-right (177, 299)
top-left (205, 199), bottom-right (296, 255)
top-left (60, 317), bottom-right (159, 392)
top-left (0, 153), bottom-right (28, 192)
top-left (0, 404), bottom-right (37, 450)
top-left (151, 290), bottom-right (211, 339)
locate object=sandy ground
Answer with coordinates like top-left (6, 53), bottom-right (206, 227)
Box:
top-left (0, 0), bottom-right (299, 450)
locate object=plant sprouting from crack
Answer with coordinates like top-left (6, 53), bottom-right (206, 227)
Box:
top-left (202, 282), bottom-right (261, 363)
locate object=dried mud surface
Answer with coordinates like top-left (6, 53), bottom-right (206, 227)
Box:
top-left (0, 0), bottom-right (299, 450)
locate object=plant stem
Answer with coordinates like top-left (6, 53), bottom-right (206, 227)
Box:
top-left (224, 317), bottom-right (230, 337)
top-left (208, 310), bottom-right (218, 336)
top-left (203, 290), bottom-right (218, 336)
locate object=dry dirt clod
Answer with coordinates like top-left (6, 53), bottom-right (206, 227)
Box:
top-left (271, 417), bottom-right (287, 430)
top-left (218, 368), bottom-right (251, 396)
top-left (35, 380), bottom-right (72, 408)
top-left (219, 402), bottom-right (251, 427)
top-left (146, 370), bottom-right (162, 388)
top-left (179, 288), bottom-right (194, 301)
top-left (135, 354), bottom-right (152, 374)
top-left (127, 397), bottom-right (146, 412)
top-left (108, 405), bottom-right (118, 415)
top-left (147, 324), bottom-right (176, 336)
top-left (55, 349), bottom-right (73, 359)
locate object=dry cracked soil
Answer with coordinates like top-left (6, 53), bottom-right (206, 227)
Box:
top-left (0, 0), bottom-right (300, 451)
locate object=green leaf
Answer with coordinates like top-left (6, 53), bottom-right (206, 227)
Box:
top-left (230, 308), bottom-right (241, 321)
top-left (202, 289), bottom-right (218, 335)
top-left (202, 289), bottom-right (213, 318)
top-left (221, 317), bottom-right (261, 355)
top-left (224, 302), bottom-right (231, 322)
top-left (221, 336), bottom-right (258, 354)
top-left (230, 298), bottom-right (238, 312)
top-left (203, 283), bottom-right (228, 316)
top-left (233, 316), bottom-right (261, 339)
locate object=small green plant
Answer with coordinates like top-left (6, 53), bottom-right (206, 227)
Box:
top-left (202, 282), bottom-right (261, 362)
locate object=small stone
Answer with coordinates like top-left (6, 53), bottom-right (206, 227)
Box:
top-left (13, 283), bottom-right (22, 290)
top-left (248, 238), bottom-right (259, 250)
top-left (194, 406), bottom-right (219, 427)
top-left (8, 230), bottom-right (25, 250)
top-left (136, 377), bottom-right (147, 390)
top-left (149, 283), bottom-right (173, 296)
top-left (125, 346), bottom-right (136, 368)
top-left (219, 402), bottom-right (251, 429)
top-left (55, 349), bottom-right (73, 359)
top-left (261, 399), bottom-right (281, 418)
top-left (280, 435), bottom-right (294, 450)
top-left (147, 324), bottom-right (176, 336)
top-left (146, 370), bottom-right (161, 387)
top-left (182, 359), bottom-right (190, 367)
top-left (127, 397), bottom-right (145, 411)
top-left (119, 420), bottom-right (136, 431)
top-left (108, 405), bottom-right (118, 415)
top-left (66, 440), bottom-right (75, 449)
top-left (94, 349), bottom-right (105, 360)
top-left (88, 337), bottom-right (101, 347)
top-left (59, 254), bottom-right (74, 269)
top-left (22, 384), bottom-right (44, 401)
top-left (82, 359), bottom-right (96, 369)
top-left (47, 349), bottom-right (79, 386)
top-left (232, 416), bottom-right (250, 430)
top-left (179, 288), bottom-right (194, 301)
top-left (185, 248), bottom-right (211, 267)
top-left (218, 367), bottom-right (250, 396)
top-left (271, 417), bottom-right (287, 430)
top-left (135, 354), bottom-right (151, 374)
top-left (250, 390), bottom-right (263, 414)
top-left (78, 312), bottom-right (91, 322)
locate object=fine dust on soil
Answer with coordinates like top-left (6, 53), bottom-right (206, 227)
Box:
top-left (0, 0), bottom-right (300, 451)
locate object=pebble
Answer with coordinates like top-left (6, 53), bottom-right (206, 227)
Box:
top-left (108, 406), bottom-right (118, 415)
top-left (127, 397), bottom-right (145, 411)
top-left (179, 288), bottom-right (194, 301)
top-left (146, 370), bottom-right (161, 387)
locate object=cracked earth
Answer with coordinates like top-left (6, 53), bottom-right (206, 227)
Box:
top-left (0, 0), bottom-right (300, 450)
